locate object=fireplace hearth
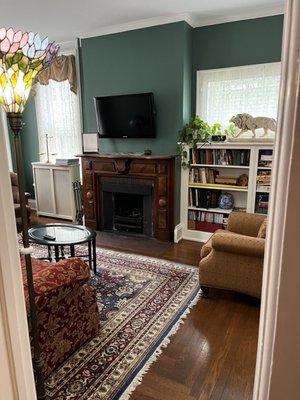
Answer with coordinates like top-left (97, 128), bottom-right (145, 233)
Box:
top-left (79, 153), bottom-right (175, 241)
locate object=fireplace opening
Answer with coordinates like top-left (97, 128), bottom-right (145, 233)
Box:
top-left (100, 178), bottom-right (154, 237)
top-left (114, 193), bottom-right (143, 234)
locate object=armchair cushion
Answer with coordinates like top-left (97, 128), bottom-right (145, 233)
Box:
top-left (227, 211), bottom-right (267, 237)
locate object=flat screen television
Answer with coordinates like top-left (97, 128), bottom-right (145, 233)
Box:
top-left (94, 92), bottom-right (156, 138)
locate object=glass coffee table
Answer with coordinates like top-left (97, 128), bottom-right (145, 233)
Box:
top-left (28, 224), bottom-right (97, 274)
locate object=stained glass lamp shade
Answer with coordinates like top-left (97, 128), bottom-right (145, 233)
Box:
top-left (0, 27), bottom-right (59, 113)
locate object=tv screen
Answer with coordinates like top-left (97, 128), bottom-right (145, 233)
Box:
top-left (94, 93), bottom-right (156, 139)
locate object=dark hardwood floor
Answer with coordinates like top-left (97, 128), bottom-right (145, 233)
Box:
top-left (31, 214), bottom-right (260, 400)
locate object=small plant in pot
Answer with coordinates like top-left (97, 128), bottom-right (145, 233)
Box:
top-left (178, 116), bottom-right (212, 167)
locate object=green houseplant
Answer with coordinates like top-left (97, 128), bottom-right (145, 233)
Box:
top-left (178, 117), bottom-right (238, 167)
top-left (178, 116), bottom-right (212, 167)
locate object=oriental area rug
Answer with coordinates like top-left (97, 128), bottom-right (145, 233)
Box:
top-left (29, 244), bottom-right (200, 399)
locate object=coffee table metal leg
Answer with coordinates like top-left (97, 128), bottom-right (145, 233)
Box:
top-left (61, 245), bottom-right (65, 259)
top-left (70, 244), bottom-right (75, 258)
top-left (92, 237), bottom-right (97, 274)
top-left (47, 245), bottom-right (52, 261)
top-left (54, 245), bottom-right (60, 262)
top-left (88, 240), bottom-right (92, 270)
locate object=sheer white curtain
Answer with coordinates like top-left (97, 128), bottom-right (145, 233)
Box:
top-left (196, 62), bottom-right (281, 128)
top-left (35, 79), bottom-right (81, 162)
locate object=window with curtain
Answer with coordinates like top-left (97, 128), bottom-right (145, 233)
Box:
top-left (196, 62), bottom-right (281, 128)
top-left (35, 79), bottom-right (81, 162)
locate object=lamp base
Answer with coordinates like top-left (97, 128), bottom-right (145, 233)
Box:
top-left (7, 112), bottom-right (23, 133)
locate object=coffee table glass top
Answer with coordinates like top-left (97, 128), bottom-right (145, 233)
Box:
top-left (28, 224), bottom-right (95, 245)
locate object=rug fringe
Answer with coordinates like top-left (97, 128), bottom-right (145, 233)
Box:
top-left (119, 290), bottom-right (201, 399)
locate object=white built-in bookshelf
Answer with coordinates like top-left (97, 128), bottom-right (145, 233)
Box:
top-left (180, 141), bottom-right (274, 242)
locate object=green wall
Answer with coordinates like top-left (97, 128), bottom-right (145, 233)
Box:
top-left (80, 21), bottom-right (192, 154)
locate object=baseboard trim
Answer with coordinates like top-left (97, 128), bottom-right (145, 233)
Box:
top-left (174, 223), bottom-right (184, 243)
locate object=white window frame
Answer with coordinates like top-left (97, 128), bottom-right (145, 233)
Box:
top-left (196, 62), bottom-right (281, 129)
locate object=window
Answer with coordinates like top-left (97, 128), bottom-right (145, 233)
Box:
top-left (196, 63), bottom-right (281, 128)
top-left (35, 79), bottom-right (81, 162)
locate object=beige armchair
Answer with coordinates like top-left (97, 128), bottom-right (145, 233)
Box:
top-left (199, 212), bottom-right (267, 299)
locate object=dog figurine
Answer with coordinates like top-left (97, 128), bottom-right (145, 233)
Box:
top-left (230, 113), bottom-right (276, 138)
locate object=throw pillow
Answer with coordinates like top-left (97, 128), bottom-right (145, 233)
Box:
top-left (257, 219), bottom-right (267, 239)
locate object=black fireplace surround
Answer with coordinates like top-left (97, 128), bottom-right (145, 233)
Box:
top-left (100, 177), bottom-right (153, 237)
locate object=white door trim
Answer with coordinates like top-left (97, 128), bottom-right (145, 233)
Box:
top-left (0, 116), bottom-right (36, 398)
top-left (253, 0), bottom-right (300, 398)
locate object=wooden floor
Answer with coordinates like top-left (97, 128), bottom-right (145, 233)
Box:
top-left (32, 214), bottom-right (260, 400)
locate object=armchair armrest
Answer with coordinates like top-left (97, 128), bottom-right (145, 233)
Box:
top-left (227, 212), bottom-right (266, 237)
top-left (32, 258), bottom-right (90, 296)
top-left (212, 232), bottom-right (265, 258)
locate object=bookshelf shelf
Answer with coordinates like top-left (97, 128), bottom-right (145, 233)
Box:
top-left (257, 166), bottom-right (272, 169)
top-left (180, 142), bottom-right (274, 243)
top-left (188, 206), bottom-right (233, 214)
top-left (190, 164), bottom-right (250, 169)
top-left (256, 189), bottom-right (271, 193)
top-left (188, 183), bottom-right (248, 192)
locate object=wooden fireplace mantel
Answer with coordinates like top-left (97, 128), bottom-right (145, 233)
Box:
top-left (78, 153), bottom-right (176, 241)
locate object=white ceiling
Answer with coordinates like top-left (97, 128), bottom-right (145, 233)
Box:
top-left (0, 0), bottom-right (285, 43)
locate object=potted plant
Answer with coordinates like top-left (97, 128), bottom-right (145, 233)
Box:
top-left (178, 117), bottom-right (239, 167)
top-left (178, 116), bottom-right (212, 167)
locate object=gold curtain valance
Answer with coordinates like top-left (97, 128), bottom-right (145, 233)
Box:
top-left (34, 54), bottom-right (77, 94)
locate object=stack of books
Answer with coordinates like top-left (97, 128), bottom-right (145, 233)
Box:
top-left (256, 194), bottom-right (269, 214)
top-left (55, 158), bottom-right (79, 166)
top-left (258, 150), bottom-right (273, 168)
top-left (257, 170), bottom-right (271, 192)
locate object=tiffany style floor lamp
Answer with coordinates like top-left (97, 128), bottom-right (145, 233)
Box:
top-left (0, 28), bottom-right (59, 399)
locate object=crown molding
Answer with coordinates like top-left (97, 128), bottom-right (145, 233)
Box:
top-left (78, 13), bottom-right (193, 39)
top-left (58, 40), bottom-right (77, 54)
top-left (76, 5), bottom-right (285, 40)
top-left (191, 5), bottom-right (285, 28)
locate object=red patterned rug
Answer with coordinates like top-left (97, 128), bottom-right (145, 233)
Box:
top-left (31, 245), bottom-right (200, 399)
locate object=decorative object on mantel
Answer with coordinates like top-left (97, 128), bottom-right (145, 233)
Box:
top-left (83, 132), bottom-right (99, 153)
top-left (28, 243), bottom-right (200, 400)
top-left (0, 26), bottom-right (59, 399)
top-left (230, 113), bottom-right (277, 139)
top-left (144, 148), bottom-right (152, 155)
top-left (178, 116), bottom-right (238, 167)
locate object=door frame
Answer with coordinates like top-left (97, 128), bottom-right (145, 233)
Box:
top-left (0, 116), bottom-right (36, 399)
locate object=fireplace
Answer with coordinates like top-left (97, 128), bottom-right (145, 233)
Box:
top-left (79, 153), bottom-right (175, 241)
top-left (100, 178), bottom-right (153, 236)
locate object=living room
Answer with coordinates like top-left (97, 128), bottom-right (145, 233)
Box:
top-left (0, 1), bottom-right (299, 400)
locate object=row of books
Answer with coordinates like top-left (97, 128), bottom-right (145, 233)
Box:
top-left (258, 150), bottom-right (273, 168)
top-left (188, 210), bottom-right (228, 233)
top-left (188, 210), bottom-right (225, 223)
top-left (189, 167), bottom-right (217, 184)
top-left (189, 148), bottom-right (250, 166)
top-left (255, 194), bottom-right (269, 214)
top-left (257, 170), bottom-right (271, 192)
top-left (189, 167), bottom-right (242, 186)
top-left (189, 188), bottom-right (221, 209)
